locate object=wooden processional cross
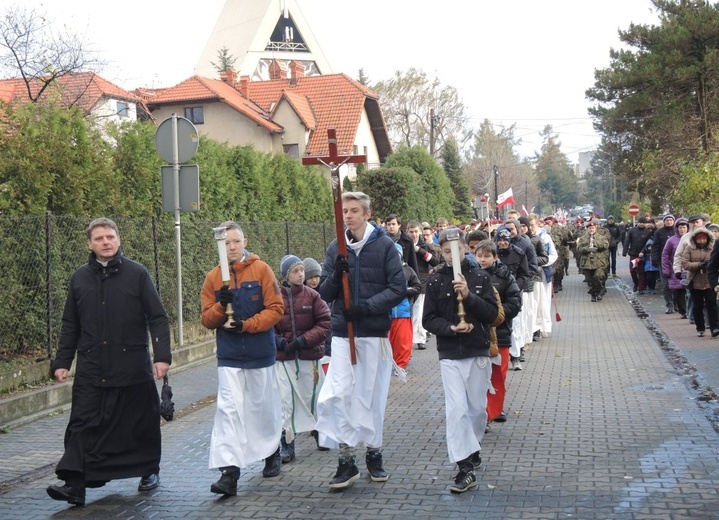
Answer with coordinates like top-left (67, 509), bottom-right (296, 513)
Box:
top-left (302, 129), bottom-right (367, 364)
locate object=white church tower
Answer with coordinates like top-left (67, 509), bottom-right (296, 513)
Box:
top-left (194, 0), bottom-right (333, 81)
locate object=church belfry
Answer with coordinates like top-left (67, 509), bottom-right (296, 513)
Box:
top-left (194, 0), bottom-right (332, 81)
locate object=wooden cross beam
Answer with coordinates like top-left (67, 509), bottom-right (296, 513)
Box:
top-left (302, 129), bottom-right (366, 364)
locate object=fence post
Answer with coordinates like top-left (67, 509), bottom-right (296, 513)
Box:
top-left (284, 220), bottom-right (290, 255)
top-left (152, 216), bottom-right (161, 294)
top-left (45, 212), bottom-right (52, 359)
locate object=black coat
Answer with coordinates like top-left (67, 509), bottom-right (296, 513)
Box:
top-left (53, 250), bottom-right (172, 387)
top-left (623, 226), bottom-right (653, 257)
top-left (496, 243), bottom-right (530, 292)
top-left (53, 250), bottom-right (171, 484)
top-left (483, 261), bottom-right (522, 347)
top-left (650, 226), bottom-right (675, 267)
top-left (423, 259), bottom-right (498, 360)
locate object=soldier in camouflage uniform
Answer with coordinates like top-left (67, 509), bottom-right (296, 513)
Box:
top-left (544, 217), bottom-right (570, 292)
top-left (577, 220), bottom-right (610, 301)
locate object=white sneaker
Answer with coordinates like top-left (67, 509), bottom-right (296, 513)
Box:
top-left (511, 359), bottom-right (523, 371)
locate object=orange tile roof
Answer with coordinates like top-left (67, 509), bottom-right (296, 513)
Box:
top-left (0, 72), bottom-right (140, 113)
top-left (139, 72), bottom-right (391, 160)
top-left (140, 76), bottom-right (283, 133)
top-left (275, 90), bottom-right (316, 130)
top-left (247, 73), bottom-right (376, 157)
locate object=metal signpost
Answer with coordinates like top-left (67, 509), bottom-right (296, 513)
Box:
top-left (155, 114), bottom-right (200, 347)
top-left (628, 204), bottom-right (639, 226)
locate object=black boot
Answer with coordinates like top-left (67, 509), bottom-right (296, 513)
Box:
top-left (328, 456), bottom-right (360, 489)
top-left (210, 468), bottom-right (238, 496)
top-left (366, 450), bottom-right (388, 482)
top-left (262, 447), bottom-right (281, 477)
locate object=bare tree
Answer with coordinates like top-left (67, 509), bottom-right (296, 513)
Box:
top-left (373, 68), bottom-right (471, 157)
top-left (0, 5), bottom-right (103, 102)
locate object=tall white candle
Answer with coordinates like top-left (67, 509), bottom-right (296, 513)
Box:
top-left (213, 226), bottom-right (231, 282)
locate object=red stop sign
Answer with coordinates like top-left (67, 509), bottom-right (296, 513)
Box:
top-left (628, 204), bottom-right (640, 216)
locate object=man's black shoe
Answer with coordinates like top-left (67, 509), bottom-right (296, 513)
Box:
top-left (596, 294), bottom-right (603, 301)
top-left (591, 295), bottom-right (597, 302)
top-left (262, 447), bottom-right (281, 477)
top-left (494, 411), bottom-right (507, 423)
top-left (417, 343), bottom-right (426, 350)
top-left (210, 471), bottom-right (238, 496)
top-left (138, 473), bottom-right (159, 491)
top-left (47, 484), bottom-right (85, 506)
top-left (329, 456), bottom-right (360, 489)
top-left (366, 450), bottom-right (388, 482)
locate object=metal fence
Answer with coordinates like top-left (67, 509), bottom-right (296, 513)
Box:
top-left (0, 214), bottom-right (332, 361)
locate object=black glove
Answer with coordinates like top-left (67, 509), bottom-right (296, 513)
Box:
top-left (276, 337), bottom-right (288, 352)
top-left (342, 305), bottom-right (364, 322)
top-left (289, 336), bottom-right (306, 353)
top-left (218, 286), bottom-right (233, 306)
top-left (675, 272), bottom-right (683, 280)
top-left (333, 255), bottom-right (350, 280)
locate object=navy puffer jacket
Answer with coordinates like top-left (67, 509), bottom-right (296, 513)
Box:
top-left (320, 223), bottom-right (406, 338)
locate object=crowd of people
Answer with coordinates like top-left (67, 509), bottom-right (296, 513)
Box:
top-left (44, 199), bottom-right (719, 507)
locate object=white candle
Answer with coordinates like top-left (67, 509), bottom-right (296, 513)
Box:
top-left (445, 227), bottom-right (463, 281)
top-left (449, 239), bottom-right (462, 281)
top-left (213, 226), bottom-right (231, 282)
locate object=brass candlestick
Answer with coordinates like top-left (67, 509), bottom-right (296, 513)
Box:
top-left (446, 228), bottom-right (469, 331)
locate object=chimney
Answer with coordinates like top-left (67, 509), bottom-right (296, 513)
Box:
top-left (289, 61), bottom-right (304, 86)
top-left (239, 75), bottom-right (249, 99)
top-left (220, 67), bottom-right (237, 86)
top-left (269, 60), bottom-right (284, 81)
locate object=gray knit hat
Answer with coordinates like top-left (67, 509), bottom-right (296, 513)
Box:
top-left (302, 257), bottom-right (322, 279)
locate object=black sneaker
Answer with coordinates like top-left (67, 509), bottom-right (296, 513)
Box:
top-left (450, 470), bottom-right (477, 493)
top-left (365, 450), bottom-right (388, 482)
top-left (262, 448), bottom-right (281, 477)
top-left (494, 411), bottom-right (507, 423)
top-left (210, 471), bottom-right (238, 496)
top-left (47, 483), bottom-right (85, 506)
top-left (329, 456), bottom-right (360, 489)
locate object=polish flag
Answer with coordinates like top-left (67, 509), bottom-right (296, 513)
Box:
top-left (521, 205), bottom-right (529, 216)
top-left (496, 188), bottom-right (515, 208)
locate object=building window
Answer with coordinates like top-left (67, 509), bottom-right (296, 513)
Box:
top-left (283, 143), bottom-right (299, 159)
top-left (116, 101), bottom-right (129, 118)
top-left (184, 107), bottom-right (204, 125)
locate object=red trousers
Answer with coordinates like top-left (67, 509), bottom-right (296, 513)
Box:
top-left (389, 318), bottom-right (413, 369)
top-left (487, 346), bottom-right (510, 421)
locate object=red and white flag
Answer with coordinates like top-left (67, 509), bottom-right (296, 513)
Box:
top-left (496, 188), bottom-right (514, 208)
top-left (521, 204), bottom-right (529, 216)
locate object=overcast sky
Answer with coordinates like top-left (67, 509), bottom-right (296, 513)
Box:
top-left (1, 0), bottom-right (660, 162)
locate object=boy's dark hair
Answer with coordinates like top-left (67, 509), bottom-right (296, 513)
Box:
top-left (474, 239), bottom-right (497, 257)
top-left (386, 213), bottom-right (401, 225)
top-left (467, 230), bottom-right (488, 243)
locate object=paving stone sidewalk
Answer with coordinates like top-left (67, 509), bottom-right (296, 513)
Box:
top-left (1, 263), bottom-right (719, 519)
